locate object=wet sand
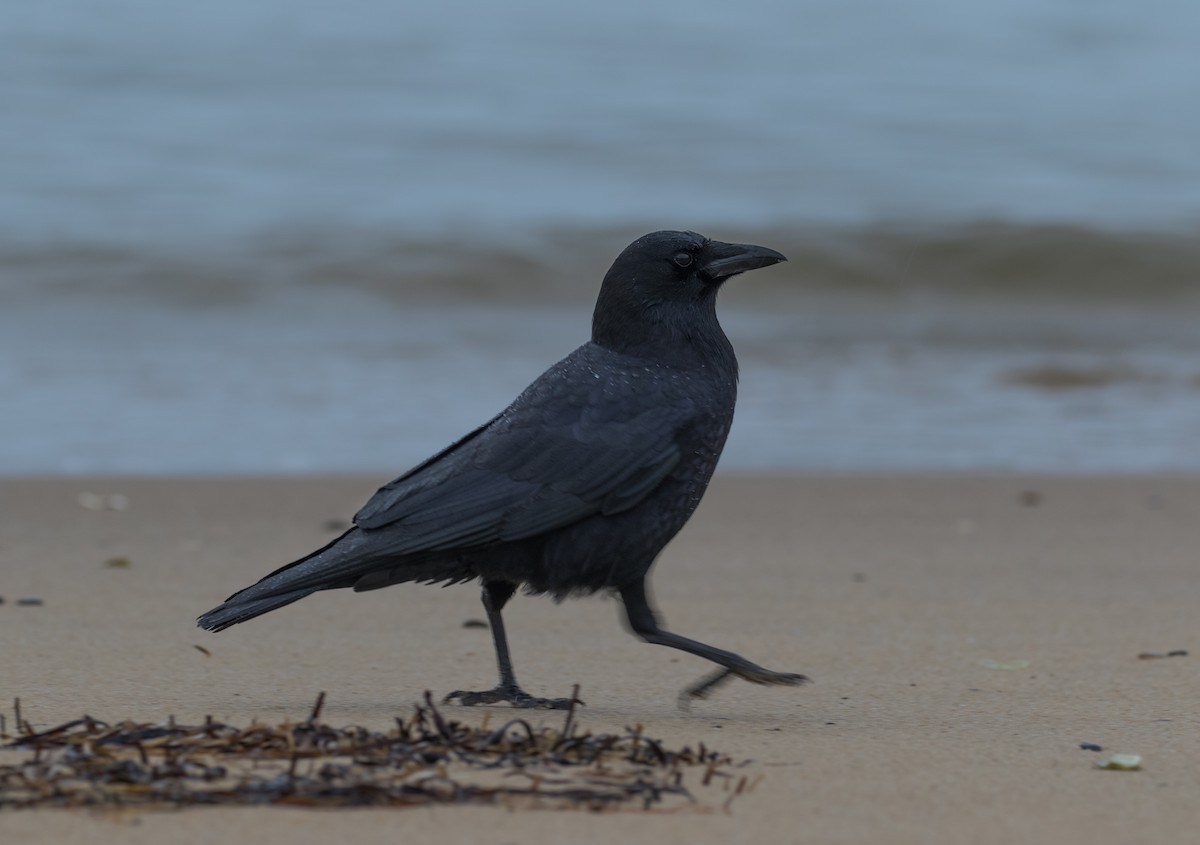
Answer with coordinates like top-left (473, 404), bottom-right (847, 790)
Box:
top-left (2, 474), bottom-right (1198, 843)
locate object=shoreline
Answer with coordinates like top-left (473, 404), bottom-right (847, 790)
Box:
top-left (2, 474), bottom-right (1199, 843)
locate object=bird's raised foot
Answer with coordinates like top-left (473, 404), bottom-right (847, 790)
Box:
top-left (443, 684), bottom-right (581, 710)
top-left (680, 666), bottom-right (809, 708)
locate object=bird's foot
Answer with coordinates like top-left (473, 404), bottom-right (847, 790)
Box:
top-left (680, 665), bottom-right (809, 707)
top-left (443, 684), bottom-right (581, 710)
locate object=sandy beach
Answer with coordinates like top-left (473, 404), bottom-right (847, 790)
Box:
top-left (2, 474), bottom-right (1198, 843)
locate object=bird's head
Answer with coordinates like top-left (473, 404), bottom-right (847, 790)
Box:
top-left (592, 230), bottom-right (786, 356)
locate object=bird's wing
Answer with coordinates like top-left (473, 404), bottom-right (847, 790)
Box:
top-left (351, 384), bottom-right (689, 554)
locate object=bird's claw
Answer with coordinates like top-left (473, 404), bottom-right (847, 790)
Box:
top-left (443, 685), bottom-right (582, 710)
top-left (750, 670), bottom-right (810, 687)
top-left (679, 666), bottom-right (809, 709)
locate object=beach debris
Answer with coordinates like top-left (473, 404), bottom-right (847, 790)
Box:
top-left (462, 618), bottom-right (489, 629)
top-left (1137, 650), bottom-right (1188, 660)
top-left (1004, 365), bottom-right (1150, 392)
top-left (1079, 742), bottom-right (1103, 752)
top-left (0, 690), bottom-right (746, 811)
top-left (978, 659), bottom-right (1030, 671)
top-left (104, 556), bottom-right (132, 569)
top-left (77, 492), bottom-right (129, 511)
top-left (14, 598), bottom-right (44, 607)
top-left (193, 645), bottom-right (212, 657)
top-left (1095, 754), bottom-right (1142, 771)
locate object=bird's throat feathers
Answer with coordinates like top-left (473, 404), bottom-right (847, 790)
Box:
top-left (591, 285), bottom-right (738, 375)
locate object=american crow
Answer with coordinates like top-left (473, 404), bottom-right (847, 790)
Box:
top-left (199, 230), bottom-right (806, 708)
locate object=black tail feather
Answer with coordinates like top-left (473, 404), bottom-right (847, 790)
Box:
top-left (196, 525), bottom-right (479, 632)
top-left (198, 587), bottom-right (319, 632)
top-left (196, 527), bottom-right (366, 632)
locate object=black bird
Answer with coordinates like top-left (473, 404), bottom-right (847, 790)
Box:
top-left (199, 230), bottom-right (806, 708)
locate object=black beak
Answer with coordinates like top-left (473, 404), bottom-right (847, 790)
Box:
top-left (701, 240), bottom-right (787, 280)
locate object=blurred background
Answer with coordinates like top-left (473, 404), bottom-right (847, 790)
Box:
top-left (2, 0), bottom-right (1198, 474)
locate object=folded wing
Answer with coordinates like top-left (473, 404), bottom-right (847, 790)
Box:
top-left (242, 379), bottom-right (693, 596)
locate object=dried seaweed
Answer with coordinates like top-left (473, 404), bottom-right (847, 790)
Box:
top-left (0, 691), bottom-right (750, 812)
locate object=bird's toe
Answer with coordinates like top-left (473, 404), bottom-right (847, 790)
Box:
top-left (442, 688), bottom-right (498, 707)
top-left (443, 686), bottom-right (582, 710)
top-left (757, 671), bottom-right (809, 686)
top-left (517, 695), bottom-right (579, 710)
top-left (680, 665), bottom-right (810, 707)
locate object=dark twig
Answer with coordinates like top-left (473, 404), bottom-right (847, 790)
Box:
top-left (1, 692), bottom-right (748, 812)
top-left (561, 684), bottom-right (581, 739)
top-left (306, 691), bottom-right (326, 724)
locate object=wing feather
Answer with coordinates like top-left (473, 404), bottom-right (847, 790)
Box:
top-left (198, 347), bottom-right (703, 611)
top-left (350, 362), bottom-right (693, 552)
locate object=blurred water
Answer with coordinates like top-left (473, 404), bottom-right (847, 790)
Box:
top-left (3, 282), bottom-right (1198, 474)
top-left (2, 0), bottom-right (1199, 474)
top-left (3, 0), bottom-right (1198, 247)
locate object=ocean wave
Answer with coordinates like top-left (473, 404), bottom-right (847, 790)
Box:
top-left (3, 221), bottom-right (1198, 308)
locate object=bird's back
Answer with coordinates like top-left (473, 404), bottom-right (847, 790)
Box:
top-left (473, 340), bottom-right (739, 597)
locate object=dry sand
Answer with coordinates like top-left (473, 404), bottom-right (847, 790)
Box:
top-left (1, 474), bottom-right (1198, 843)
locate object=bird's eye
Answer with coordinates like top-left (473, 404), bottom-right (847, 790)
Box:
top-left (673, 251), bottom-right (693, 268)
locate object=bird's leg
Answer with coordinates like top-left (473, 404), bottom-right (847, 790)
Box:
top-left (619, 580), bottom-right (808, 705)
top-left (444, 580), bottom-right (578, 710)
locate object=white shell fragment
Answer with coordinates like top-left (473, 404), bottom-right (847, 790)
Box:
top-left (78, 492), bottom-right (130, 511)
top-left (1096, 754), bottom-right (1142, 771)
top-left (979, 659), bottom-right (1031, 670)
